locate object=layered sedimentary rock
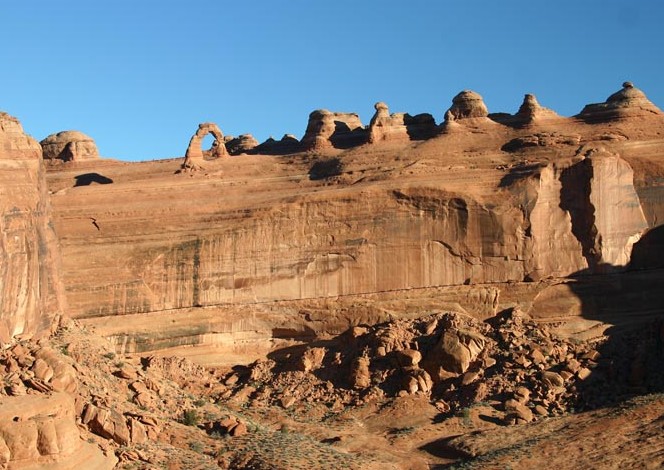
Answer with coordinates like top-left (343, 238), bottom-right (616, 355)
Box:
top-left (0, 112), bottom-right (65, 344)
top-left (446, 90), bottom-right (489, 120)
top-left (515, 94), bottom-right (560, 123)
top-left (42, 83), bottom-right (664, 360)
top-left (368, 102), bottom-right (436, 143)
top-left (579, 82), bottom-right (662, 121)
top-left (0, 393), bottom-right (115, 469)
top-left (301, 109), bottom-right (365, 150)
top-left (40, 130), bottom-right (99, 162)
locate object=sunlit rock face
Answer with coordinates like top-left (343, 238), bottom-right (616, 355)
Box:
top-left (40, 130), bottom-right (99, 162)
top-left (41, 82), bottom-right (664, 360)
top-left (0, 111), bottom-right (65, 344)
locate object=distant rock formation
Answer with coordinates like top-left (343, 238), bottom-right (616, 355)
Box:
top-left (301, 109), bottom-right (366, 151)
top-left (225, 134), bottom-right (259, 155)
top-left (578, 82), bottom-right (662, 121)
top-left (515, 94), bottom-right (560, 123)
top-left (182, 122), bottom-right (228, 170)
top-left (254, 134), bottom-right (301, 155)
top-left (446, 90), bottom-right (489, 120)
top-left (40, 130), bottom-right (99, 162)
top-left (368, 102), bottom-right (436, 143)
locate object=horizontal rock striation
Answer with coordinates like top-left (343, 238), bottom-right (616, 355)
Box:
top-left (40, 82), bottom-right (664, 359)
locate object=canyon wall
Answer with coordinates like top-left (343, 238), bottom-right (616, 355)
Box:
top-left (0, 112), bottom-right (65, 344)
top-left (41, 83), bottom-right (664, 359)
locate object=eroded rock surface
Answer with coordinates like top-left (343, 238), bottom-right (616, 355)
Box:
top-left (579, 81), bottom-right (662, 121)
top-left (368, 102), bottom-right (436, 143)
top-left (182, 122), bottom-right (228, 170)
top-left (0, 112), bottom-right (65, 345)
top-left (40, 131), bottom-right (99, 162)
top-left (301, 109), bottom-right (366, 150)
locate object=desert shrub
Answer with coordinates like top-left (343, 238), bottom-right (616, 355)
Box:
top-left (182, 409), bottom-right (200, 426)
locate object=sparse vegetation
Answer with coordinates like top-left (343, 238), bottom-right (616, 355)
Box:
top-left (182, 409), bottom-right (200, 427)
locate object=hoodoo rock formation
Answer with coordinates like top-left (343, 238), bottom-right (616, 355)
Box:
top-left (182, 122), bottom-right (228, 169)
top-left (514, 93), bottom-right (561, 124)
top-left (579, 81), bottom-right (663, 121)
top-left (445, 90), bottom-right (489, 120)
top-left (301, 109), bottom-right (365, 150)
top-left (224, 134), bottom-right (259, 155)
top-left (368, 102), bottom-right (436, 143)
top-left (40, 130), bottom-right (99, 162)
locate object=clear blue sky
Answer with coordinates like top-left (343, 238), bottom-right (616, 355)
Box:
top-left (2, 1), bottom-right (663, 161)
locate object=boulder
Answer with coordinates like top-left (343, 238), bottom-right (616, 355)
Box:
top-left (425, 328), bottom-right (486, 377)
top-left (350, 356), bottom-right (371, 389)
top-left (395, 348), bottom-right (422, 368)
top-left (40, 130), bottom-right (99, 162)
top-left (297, 347), bottom-right (327, 372)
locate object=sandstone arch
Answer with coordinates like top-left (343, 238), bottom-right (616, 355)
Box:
top-left (182, 122), bottom-right (228, 169)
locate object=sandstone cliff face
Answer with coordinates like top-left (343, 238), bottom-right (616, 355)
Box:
top-left (43, 83), bottom-right (664, 360)
top-left (0, 112), bottom-right (65, 344)
top-left (49, 149), bottom-right (648, 318)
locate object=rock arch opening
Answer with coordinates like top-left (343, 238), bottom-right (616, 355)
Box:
top-left (181, 122), bottom-right (229, 170)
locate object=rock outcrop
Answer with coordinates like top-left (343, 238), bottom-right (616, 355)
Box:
top-left (578, 82), bottom-right (662, 121)
top-left (0, 111), bottom-right (65, 345)
top-left (40, 82), bottom-right (664, 363)
top-left (182, 122), bottom-right (228, 169)
top-left (301, 110), bottom-right (366, 151)
top-left (445, 90), bottom-right (489, 120)
top-left (225, 134), bottom-right (259, 155)
top-left (0, 393), bottom-right (115, 469)
top-left (368, 102), bottom-right (436, 143)
top-left (514, 94), bottom-right (561, 124)
top-left (254, 134), bottom-right (301, 155)
top-left (40, 130), bottom-right (99, 162)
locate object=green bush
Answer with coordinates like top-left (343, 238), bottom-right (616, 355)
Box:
top-left (182, 409), bottom-right (200, 426)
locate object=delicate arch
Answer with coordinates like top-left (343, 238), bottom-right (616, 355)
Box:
top-left (183, 123), bottom-right (228, 169)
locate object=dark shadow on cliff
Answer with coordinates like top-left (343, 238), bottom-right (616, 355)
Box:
top-left (566, 229), bottom-right (664, 411)
top-left (497, 162), bottom-right (546, 188)
top-left (74, 172), bottom-right (114, 186)
top-left (329, 121), bottom-right (368, 149)
top-left (309, 157), bottom-right (344, 180)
